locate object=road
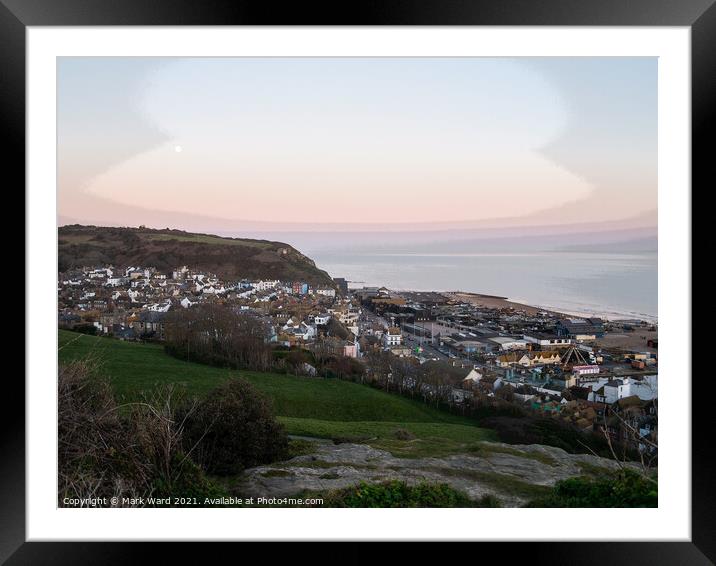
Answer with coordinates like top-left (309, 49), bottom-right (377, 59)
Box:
top-left (360, 308), bottom-right (465, 363)
top-left (401, 332), bottom-right (448, 361)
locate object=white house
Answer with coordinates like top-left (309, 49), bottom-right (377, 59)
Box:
top-left (338, 310), bottom-right (360, 325)
top-left (382, 327), bottom-right (403, 347)
top-left (202, 285), bottom-right (226, 295)
top-left (587, 375), bottom-right (657, 404)
top-left (180, 297), bottom-right (197, 309)
top-left (523, 333), bottom-right (572, 348)
top-left (283, 322), bottom-right (316, 342)
top-left (253, 280), bottom-right (280, 291)
top-left (462, 368), bottom-right (483, 384)
top-left (106, 276), bottom-right (126, 287)
top-left (172, 266), bottom-right (189, 280)
top-left (147, 300), bottom-right (172, 312)
top-left (572, 365), bottom-right (600, 376)
top-left (314, 313), bottom-right (331, 325)
top-left (315, 288), bottom-right (336, 298)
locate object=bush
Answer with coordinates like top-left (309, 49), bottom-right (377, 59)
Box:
top-left (526, 469), bottom-right (657, 508)
top-left (58, 360), bottom-right (134, 503)
top-left (394, 428), bottom-right (415, 441)
top-left (72, 323), bottom-right (98, 335)
top-left (479, 416), bottom-right (616, 458)
top-left (182, 378), bottom-right (289, 475)
top-left (323, 480), bottom-right (499, 508)
top-left (58, 361), bottom-right (220, 506)
top-left (149, 455), bottom-right (227, 505)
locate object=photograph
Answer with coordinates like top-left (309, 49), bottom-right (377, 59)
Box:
top-left (56, 55), bottom-right (660, 510)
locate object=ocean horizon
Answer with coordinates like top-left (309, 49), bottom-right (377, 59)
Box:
top-left (307, 247), bottom-right (658, 324)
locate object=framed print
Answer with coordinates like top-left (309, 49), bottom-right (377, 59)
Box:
top-left (6, 0), bottom-right (710, 562)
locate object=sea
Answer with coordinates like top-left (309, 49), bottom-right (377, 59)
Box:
top-left (310, 250), bottom-right (657, 323)
top-left (234, 231), bottom-right (658, 323)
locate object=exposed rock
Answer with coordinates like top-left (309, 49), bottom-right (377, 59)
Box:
top-left (239, 440), bottom-right (634, 507)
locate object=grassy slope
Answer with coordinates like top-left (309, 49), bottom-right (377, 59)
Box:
top-left (58, 331), bottom-right (494, 454)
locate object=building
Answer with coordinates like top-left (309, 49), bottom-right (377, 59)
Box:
top-left (528, 350), bottom-right (562, 365)
top-left (389, 345), bottom-right (412, 357)
top-left (314, 313), bottom-right (331, 325)
top-left (291, 282), bottom-right (309, 295)
top-left (315, 288), bottom-right (336, 298)
top-left (254, 280), bottom-right (280, 291)
top-left (488, 336), bottom-right (529, 351)
top-left (131, 311), bottom-right (167, 339)
top-left (382, 327), bottom-right (403, 347)
top-left (462, 368), bottom-right (483, 384)
top-left (572, 364), bottom-right (601, 376)
top-left (587, 375), bottom-right (657, 404)
top-left (523, 332), bottom-right (572, 348)
top-left (334, 278), bottom-right (349, 295)
top-left (343, 339), bottom-right (360, 358)
top-left (556, 318), bottom-right (605, 340)
top-left (496, 352), bottom-right (531, 368)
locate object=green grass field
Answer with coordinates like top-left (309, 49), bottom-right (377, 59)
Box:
top-left (58, 330), bottom-right (494, 456)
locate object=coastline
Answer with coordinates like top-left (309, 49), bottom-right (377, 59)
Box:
top-left (506, 297), bottom-right (658, 324)
top-left (347, 282), bottom-right (657, 324)
top-left (429, 290), bottom-right (656, 324)
top-left (445, 291), bottom-right (548, 317)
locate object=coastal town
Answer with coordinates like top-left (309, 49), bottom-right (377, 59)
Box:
top-left (45, 53), bottom-right (669, 521)
top-left (58, 262), bottom-right (658, 455)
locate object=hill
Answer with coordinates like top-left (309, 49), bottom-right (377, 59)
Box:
top-left (57, 330), bottom-right (493, 456)
top-left (58, 224), bottom-right (335, 286)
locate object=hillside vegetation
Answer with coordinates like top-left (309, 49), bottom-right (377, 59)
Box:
top-left (58, 224), bottom-right (334, 285)
top-left (58, 331), bottom-right (642, 507)
top-left (58, 330), bottom-right (494, 455)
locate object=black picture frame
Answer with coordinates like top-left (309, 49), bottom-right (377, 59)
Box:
top-left (5, 0), bottom-right (707, 562)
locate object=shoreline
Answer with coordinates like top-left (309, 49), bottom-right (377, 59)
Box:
top-left (445, 291), bottom-right (548, 317)
top-left (507, 297), bottom-right (658, 324)
top-left (449, 291), bottom-right (657, 324)
top-left (371, 287), bottom-right (657, 324)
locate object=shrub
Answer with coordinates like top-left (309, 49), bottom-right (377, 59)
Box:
top-left (58, 361), bottom-right (219, 506)
top-left (58, 360), bottom-right (136, 503)
top-left (72, 323), bottom-right (98, 335)
top-left (149, 455), bottom-right (227, 505)
top-left (182, 378), bottom-right (289, 475)
top-left (526, 469), bottom-right (657, 507)
top-left (323, 480), bottom-right (498, 508)
top-left (394, 428), bottom-right (415, 441)
top-left (479, 416), bottom-right (616, 458)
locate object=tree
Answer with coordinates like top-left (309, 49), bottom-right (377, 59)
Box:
top-left (164, 304), bottom-right (273, 371)
top-left (181, 378), bottom-right (289, 475)
top-left (286, 349), bottom-right (311, 374)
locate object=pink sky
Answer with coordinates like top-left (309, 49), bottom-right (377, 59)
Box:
top-left (58, 57), bottom-right (657, 234)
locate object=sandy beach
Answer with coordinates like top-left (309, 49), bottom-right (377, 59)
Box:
top-left (446, 292), bottom-right (548, 316)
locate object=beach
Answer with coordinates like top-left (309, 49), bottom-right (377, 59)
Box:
top-left (446, 292), bottom-right (547, 316)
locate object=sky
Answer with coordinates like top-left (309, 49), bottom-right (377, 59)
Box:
top-left (57, 57), bottom-right (657, 233)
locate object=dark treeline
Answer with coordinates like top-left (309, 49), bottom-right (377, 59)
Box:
top-left (164, 304), bottom-right (274, 371)
top-left (163, 304), bottom-right (365, 378)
